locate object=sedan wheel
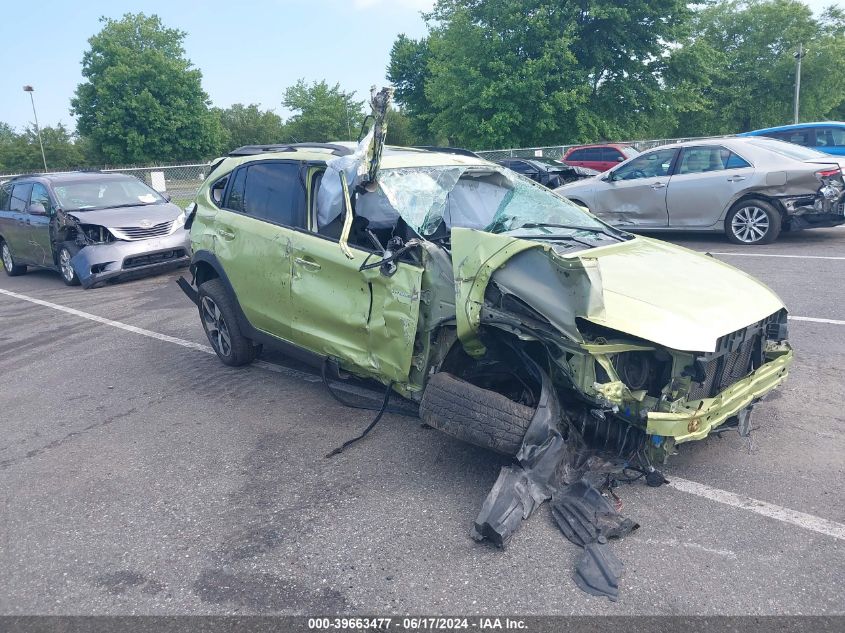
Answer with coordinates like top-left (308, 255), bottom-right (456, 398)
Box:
top-left (726, 200), bottom-right (781, 245)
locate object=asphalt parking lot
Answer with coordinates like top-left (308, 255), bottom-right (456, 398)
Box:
top-left (0, 227), bottom-right (843, 616)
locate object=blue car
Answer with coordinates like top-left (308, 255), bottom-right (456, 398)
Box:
top-left (740, 122), bottom-right (845, 156)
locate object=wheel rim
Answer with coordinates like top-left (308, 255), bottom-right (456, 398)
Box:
top-left (59, 249), bottom-right (75, 282)
top-left (2, 244), bottom-right (12, 272)
top-left (731, 206), bottom-right (770, 243)
top-left (201, 296), bottom-right (232, 357)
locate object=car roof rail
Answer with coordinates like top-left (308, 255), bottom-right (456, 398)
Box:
top-left (228, 143), bottom-right (353, 157)
top-left (412, 146), bottom-right (481, 159)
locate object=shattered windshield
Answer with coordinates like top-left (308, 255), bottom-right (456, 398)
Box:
top-left (53, 178), bottom-right (165, 211)
top-left (376, 165), bottom-right (604, 237)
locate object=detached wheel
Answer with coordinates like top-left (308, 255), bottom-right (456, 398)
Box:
top-left (420, 372), bottom-right (535, 456)
top-left (197, 278), bottom-right (257, 366)
top-left (58, 243), bottom-right (81, 286)
top-left (726, 200), bottom-right (781, 245)
top-left (1, 240), bottom-right (27, 276)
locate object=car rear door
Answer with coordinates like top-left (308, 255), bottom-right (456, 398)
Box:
top-left (591, 147), bottom-right (677, 227)
top-left (212, 161), bottom-right (301, 340)
top-left (288, 167), bottom-right (424, 384)
top-left (25, 183), bottom-right (55, 267)
top-left (665, 146), bottom-right (755, 227)
top-left (3, 183), bottom-right (34, 263)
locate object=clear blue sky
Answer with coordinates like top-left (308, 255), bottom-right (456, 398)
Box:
top-left (0, 0), bottom-right (837, 133)
top-left (0, 0), bottom-right (433, 131)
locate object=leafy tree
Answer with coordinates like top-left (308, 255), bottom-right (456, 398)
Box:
top-left (215, 103), bottom-right (286, 152)
top-left (71, 13), bottom-right (222, 165)
top-left (667, 1), bottom-right (845, 136)
top-left (385, 107), bottom-right (420, 147)
top-left (387, 35), bottom-right (439, 143)
top-left (281, 80), bottom-right (365, 143)
top-left (0, 123), bottom-right (89, 174)
top-left (389, 0), bottom-right (692, 149)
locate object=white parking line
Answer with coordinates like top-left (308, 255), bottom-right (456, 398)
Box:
top-left (669, 477), bottom-right (845, 541)
top-left (708, 252), bottom-right (845, 260)
top-left (0, 287), bottom-right (320, 382)
top-left (789, 315), bottom-right (845, 326)
top-left (2, 286), bottom-right (845, 541)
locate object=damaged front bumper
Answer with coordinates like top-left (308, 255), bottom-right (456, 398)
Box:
top-left (647, 345), bottom-right (793, 443)
top-left (70, 230), bottom-right (191, 288)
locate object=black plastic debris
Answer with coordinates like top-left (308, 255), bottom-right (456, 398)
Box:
top-left (574, 538), bottom-right (624, 601)
top-left (551, 479), bottom-right (639, 548)
top-left (471, 369), bottom-right (567, 548)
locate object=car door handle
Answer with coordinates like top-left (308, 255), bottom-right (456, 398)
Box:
top-left (727, 175), bottom-right (747, 182)
top-left (294, 257), bottom-right (321, 271)
top-left (651, 182), bottom-right (666, 189)
top-left (217, 228), bottom-right (235, 240)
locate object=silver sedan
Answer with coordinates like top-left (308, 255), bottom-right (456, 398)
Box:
top-left (554, 137), bottom-right (845, 244)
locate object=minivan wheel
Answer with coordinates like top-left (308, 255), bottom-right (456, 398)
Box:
top-left (58, 244), bottom-right (81, 286)
top-left (197, 278), bottom-right (257, 366)
top-left (726, 199), bottom-right (781, 245)
top-left (1, 241), bottom-right (27, 276)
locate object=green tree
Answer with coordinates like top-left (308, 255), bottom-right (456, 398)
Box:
top-left (667, 1), bottom-right (845, 136)
top-left (387, 35), bottom-right (439, 143)
top-left (71, 12), bottom-right (222, 165)
top-left (385, 108), bottom-right (420, 146)
top-left (281, 80), bottom-right (364, 143)
top-left (0, 123), bottom-right (89, 174)
top-left (215, 103), bottom-right (286, 152)
top-left (389, 0), bottom-right (692, 149)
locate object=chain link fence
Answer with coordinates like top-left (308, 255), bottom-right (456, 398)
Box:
top-left (474, 135), bottom-right (728, 161)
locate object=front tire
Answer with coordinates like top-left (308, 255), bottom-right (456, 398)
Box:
top-left (58, 243), bottom-right (81, 286)
top-left (197, 278), bottom-right (257, 366)
top-left (725, 199), bottom-right (781, 245)
top-left (1, 240), bottom-right (27, 276)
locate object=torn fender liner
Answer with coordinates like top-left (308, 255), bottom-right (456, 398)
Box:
top-left (551, 479), bottom-right (639, 548)
top-left (471, 370), bottom-right (567, 547)
top-left (574, 539), bottom-right (624, 602)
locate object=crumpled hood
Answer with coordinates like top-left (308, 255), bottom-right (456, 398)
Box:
top-left (66, 203), bottom-right (182, 228)
top-left (450, 228), bottom-right (786, 357)
top-left (568, 237), bottom-right (785, 352)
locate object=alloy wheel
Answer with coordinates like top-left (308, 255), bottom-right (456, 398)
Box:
top-left (731, 206), bottom-right (770, 243)
top-left (59, 248), bottom-right (75, 282)
top-left (2, 244), bottom-right (12, 272)
top-left (201, 296), bottom-right (232, 357)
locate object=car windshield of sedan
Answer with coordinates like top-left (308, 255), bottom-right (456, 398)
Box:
top-left (53, 178), bottom-right (165, 211)
top-left (362, 165), bottom-right (605, 237)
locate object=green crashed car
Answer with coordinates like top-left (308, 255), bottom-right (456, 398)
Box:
top-left (179, 141), bottom-right (793, 461)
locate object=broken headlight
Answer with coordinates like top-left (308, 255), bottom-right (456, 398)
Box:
top-left (76, 224), bottom-right (114, 245)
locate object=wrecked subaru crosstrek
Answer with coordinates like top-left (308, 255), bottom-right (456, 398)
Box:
top-left (179, 124), bottom-right (793, 472)
top-left (0, 172), bottom-right (190, 288)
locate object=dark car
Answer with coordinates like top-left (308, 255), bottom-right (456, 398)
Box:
top-left (0, 172), bottom-right (190, 288)
top-left (496, 158), bottom-right (598, 188)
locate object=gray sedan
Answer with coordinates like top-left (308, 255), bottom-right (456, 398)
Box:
top-left (554, 137), bottom-right (845, 244)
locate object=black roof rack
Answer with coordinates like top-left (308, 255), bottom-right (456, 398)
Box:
top-left (228, 143), bottom-right (353, 157)
top-left (412, 146), bottom-right (482, 159)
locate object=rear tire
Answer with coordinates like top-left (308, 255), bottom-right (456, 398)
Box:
top-left (419, 372), bottom-right (535, 456)
top-left (1, 240), bottom-right (27, 276)
top-left (725, 199), bottom-right (781, 245)
top-left (197, 278), bottom-right (257, 366)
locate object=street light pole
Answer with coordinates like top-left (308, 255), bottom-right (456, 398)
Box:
top-left (22, 85), bottom-right (48, 172)
top-left (793, 43), bottom-right (805, 125)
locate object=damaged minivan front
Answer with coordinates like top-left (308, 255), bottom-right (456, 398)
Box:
top-left (0, 172), bottom-right (190, 288)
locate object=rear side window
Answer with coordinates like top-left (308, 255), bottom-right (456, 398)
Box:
top-left (580, 148), bottom-right (603, 161)
top-left (567, 149), bottom-right (586, 160)
top-left (0, 184), bottom-right (10, 211)
top-left (10, 184), bottom-right (32, 212)
top-left (229, 162), bottom-right (305, 227)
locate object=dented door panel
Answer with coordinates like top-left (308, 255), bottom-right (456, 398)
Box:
top-left (214, 212), bottom-right (294, 340)
top-left (289, 231), bottom-right (423, 384)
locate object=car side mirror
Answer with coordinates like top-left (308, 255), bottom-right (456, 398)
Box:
top-left (27, 202), bottom-right (47, 216)
top-left (601, 173), bottom-right (614, 182)
top-left (161, 193), bottom-right (172, 202)
top-left (616, 156), bottom-right (625, 162)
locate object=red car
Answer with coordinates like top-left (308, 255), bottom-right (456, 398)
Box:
top-left (561, 144), bottom-right (639, 173)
